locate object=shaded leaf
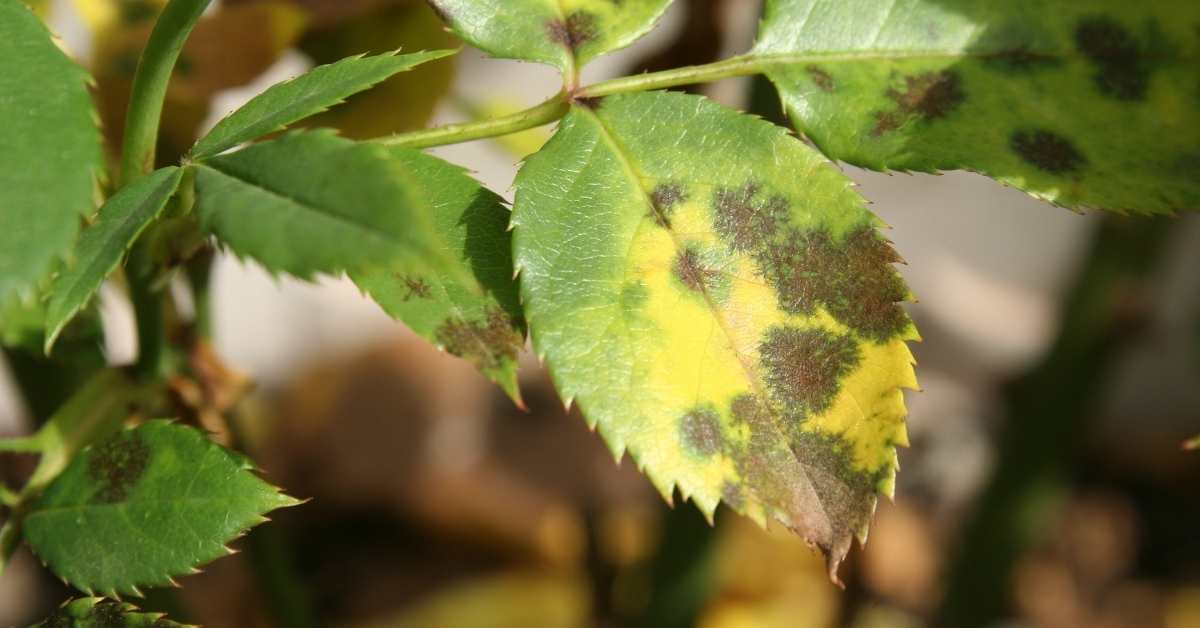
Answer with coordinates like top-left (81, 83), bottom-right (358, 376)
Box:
top-left (351, 147), bottom-right (525, 403)
top-left (31, 597), bottom-right (187, 628)
top-left (0, 0), bottom-right (103, 309)
top-left (45, 167), bottom-right (183, 353)
top-left (191, 49), bottom-right (454, 160)
top-left (754, 0), bottom-right (1200, 213)
top-left (428, 0), bottom-right (672, 74)
top-left (296, 0), bottom-right (460, 139)
top-left (512, 91), bottom-right (917, 579)
top-left (24, 420), bottom-right (298, 597)
top-left (192, 130), bottom-right (459, 282)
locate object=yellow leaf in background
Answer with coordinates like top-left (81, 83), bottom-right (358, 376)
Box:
top-left (456, 97), bottom-right (552, 159)
top-left (70, 0), bottom-right (165, 33)
top-left (297, 0), bottom-right (457, 139)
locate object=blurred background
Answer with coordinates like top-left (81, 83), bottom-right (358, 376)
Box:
top-left (2, 1), bottom-right (1199, 626)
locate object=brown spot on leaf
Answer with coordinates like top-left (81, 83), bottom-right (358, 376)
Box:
top-left (1076, 16), bottom-right (1149, 101)
top-left (712, 182), bottom-right (789, 252)
top-left (1011, 129), bottom-right (1085, 174)
top-left (680, 407), bottom-right (723, 457)
top-left (673, 247), bottom-right (720, 293)
top-left (547, 12), bottom-right (597, 51)
top-left (649, 182), bottom-right (685, 227)
top-left (788, 430), bottom-right (880, 543)
top-left (759, 327), bottom-right (861, 417)
top-left (754, 228), bottom-right (910, 342)
top-left (872, 70), bottom-right (965, 135)
top-left (572, 95), bottom-right (604, 110)
top-left (806, 65), bottom-right (834, 91)
top-left (90, 600), bottom-right (125, 627)
top-left (87, 431), bottom-right (151, 503)
top-left (435, 307), bottom-right (523, 370)
top-left (400, 275), bottom-right (431, 301)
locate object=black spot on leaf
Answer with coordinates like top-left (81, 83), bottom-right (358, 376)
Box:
top-left (435, 307), bottom-right (523, 370)
top-left (1075, 16), bottom-right (1149, 101)
top-left (680, 407), bottom-right (723, 456)
top-left (759, 326), bottom-right (861, 418)
top-left (753, 228), bottom-right (910, 342)
top-left (873, 70), bottom-right (965, 135)
top-left (649, 182), bottom-right (685, 227)
top-left (712, 182), bottom-right (790, 252)
top-left (547, 12), bottom-right (598, 51)
top-left (87, 431), bottom-right (151, 503)
top-left (400, 275), bottom-right (431, 300)
top-left (89, 601), bottom-right (124, 628)
top-left (1011, 129), bottom-right (1086, 174)
top-left (673, 247), bottom-right (719, 293)
top-left (806, 65), bottom-right (834, 92)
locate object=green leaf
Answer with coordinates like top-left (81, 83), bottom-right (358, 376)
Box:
top-left (754, 0), bottom-right (1200, 213)
top-left (428, 0), bottom-right (672, 74)
top-left (192, 130), bottom-right (457, 282)
top-left (0, 0), bottom-right (104, 308)
top-left (351, 148), bottom-right (525, 403)
top-left (30, 597), bottom-right (187, 628)
top-left (512, 91), bottom-right (917, 580)
top-left (45, 167), bottom-right (183, 353)
top-left (23, 420), bottom-right (298, 597)
top-left (190, 49), bottom-right (456, 160)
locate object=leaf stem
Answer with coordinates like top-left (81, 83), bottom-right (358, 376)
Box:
top-left (578, 55), bottom-right (764, 98)
top-left (376, 92), bottom-right (570, 149)
top-left (0, 435), bottom-right (42, 453)
top-left (118, 0), bottom-right (211, 187)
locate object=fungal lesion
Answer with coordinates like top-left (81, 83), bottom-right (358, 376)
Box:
top-left (87, 431), bottom-right (151, 504)
top-left (1011, 128), bottom-right (1086, 174)
top-left (757, 326), bottom-right (862, 420)
top-left (871, 69), bottom-right (965, 136)
top-left (546, 11), bottom-right (598, 53)
top-left (434, 306), bottom-right (523, 370)
top-left (679, 406), bottom-right (725, 458)
top-left (711, 182), bottom-right (789, 252)
top-left (648, 182), bottom-right (686, 228)
top-left (1074, 15), bottom-right (1150, 101)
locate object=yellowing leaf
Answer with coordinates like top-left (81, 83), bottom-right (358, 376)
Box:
top-left (512, 92), bottom-right (917, 579)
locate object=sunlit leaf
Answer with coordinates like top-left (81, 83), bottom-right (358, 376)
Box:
top-left (45, 167), bottom-right (183, 353)
top-left (31, 597), bottom-right (186, 627)
top-left (754, 0), bottom-right (1200, 213)
top-left (191, 49), bottom-right (455, 159)
top-left (351, 147), bottom-right (525, 403)
top-left (24, 420), bottom-right (298, 597)
top-left (0, 0), bottom-right (103, 310)
top-left (512, 91), bottom-right (917, 579)
top-left (428, 0), bottom-right (672, 74)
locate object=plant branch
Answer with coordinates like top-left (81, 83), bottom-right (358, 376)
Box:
top-left (118, 0), bottom-right (211, 186)
top-left (579, 55), bottom-right (763, 98)
top-left (376, 92), bottom-right (570, 149)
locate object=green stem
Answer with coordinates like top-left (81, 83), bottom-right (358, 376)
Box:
top-left (0, 435), bottom-right (42, 453)
top-left (118, 0), bottom-right (211, 186)
top-left (580, 55), bottom-right (763, 98)
top-left (377, 92), bottom-right (570, 149)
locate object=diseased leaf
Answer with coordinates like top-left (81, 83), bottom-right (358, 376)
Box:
top-left (192, 130), bottom-right (456, 282)
top-left (351, 148), bottom-right (525, 403)
top-left (190, 49), bottom-right (455, 160)
top-left (31, 597), bottom-right (187, 627)
top-left (0, 0), bottom-right (103, 309)
top-left (428, 0), bottom-right (672, 74)
top-left (754, 0), bottom-right (1200, 213)
top-left (45, 167), bottom-right (183, 353)
top-left (23, 420), bottom-right (298, 597)
top-left (512, 91), bottom-right (917, 579)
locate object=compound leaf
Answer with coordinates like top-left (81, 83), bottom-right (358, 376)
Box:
top-left (192, 130), bottom-right (455, 281)
top-left (512, 91), bottom-right (917, 579)
top-left (428, 0), bottom-right (672, 74)
top-left (23, 420), bottom-right (298, 597)
top-left (190, 49), bottom-right (455, 160)
top-left (0, 0), bottom-right (103, 309)
top-left (193, 131), bottom-right (522, 393)
top-left (31, 597), bottom-right (187, 627)
top-left (351, 148), bottom-right (525, 403)
top-left (754, 0), bottom-right (1200, 213)
top-left (44, 167), bottom-right (183, 353)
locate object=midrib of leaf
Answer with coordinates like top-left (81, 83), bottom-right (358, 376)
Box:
top-left (194, 162), bottom-right (417, 255)
top-left (577, 106), bottom-right (839, 526)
